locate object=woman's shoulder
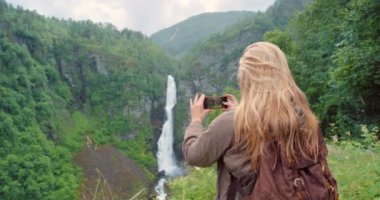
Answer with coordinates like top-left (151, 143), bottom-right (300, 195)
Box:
top-left (215, 110), bottom-right (235, 122)
top-left (208, 110), bottom-right (235, 134)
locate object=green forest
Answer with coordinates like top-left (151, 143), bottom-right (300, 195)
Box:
top-left (0, 0), bottom-right (379, 199)
top-left (0, 0), bottom-right (174, 198)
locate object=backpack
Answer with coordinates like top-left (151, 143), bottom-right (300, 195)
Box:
top-left (229, 130), bottom-right (338, 200)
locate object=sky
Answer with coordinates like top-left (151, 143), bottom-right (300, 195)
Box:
top-left (5, 0), bottom-right (276, 36)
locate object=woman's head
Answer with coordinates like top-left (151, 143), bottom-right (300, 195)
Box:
top-left (238, 42), bottom-right (293, 94)
top-left (234, 42), bottom-right (319, 170)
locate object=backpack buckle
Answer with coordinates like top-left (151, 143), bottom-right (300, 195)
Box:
top-left (294, 178), bottom-right (305, 188)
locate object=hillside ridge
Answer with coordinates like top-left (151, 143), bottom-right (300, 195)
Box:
top-left (151, 11), bottom-right (256, 57)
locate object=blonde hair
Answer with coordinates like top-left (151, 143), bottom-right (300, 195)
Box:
top-left (234, 42), bottom-right (319, 171)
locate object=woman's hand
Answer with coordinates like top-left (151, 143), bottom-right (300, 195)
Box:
top-left (222, 94), bottom-right (238, 111)
top-left (190, 93), bottom-right (211, 123)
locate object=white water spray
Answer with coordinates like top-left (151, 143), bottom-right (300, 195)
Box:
top-left (155, 75), bottom-right (181, 199)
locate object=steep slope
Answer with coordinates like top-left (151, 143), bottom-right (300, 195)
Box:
top-left (150, 11), bottom-right (256, 57)
top-left (0, 1), bottom-right (174, 199)
top-left (74, 145), bottom-right (150, 199)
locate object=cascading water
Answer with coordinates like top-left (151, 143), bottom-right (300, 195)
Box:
top-left (155, 75), bottom-right (181, 200)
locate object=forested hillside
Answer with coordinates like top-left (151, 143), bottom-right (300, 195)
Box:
top-left (1, 0), bottom-right (379, 198)
top-left (0, 0), bottom-right (174, 199)
top-left (150, 11), bottom-right (256, 57)
top-left (264, 0), bottom-right (379, 137)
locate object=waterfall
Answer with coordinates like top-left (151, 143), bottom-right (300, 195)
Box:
top-left (155, 75), bottom-right (181, 200)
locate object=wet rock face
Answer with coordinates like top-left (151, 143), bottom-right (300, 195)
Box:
top-left (92, 55), bottom-right (108, 76)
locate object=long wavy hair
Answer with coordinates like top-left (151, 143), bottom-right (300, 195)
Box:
top-left (234, 42), bottom-right (319, 171)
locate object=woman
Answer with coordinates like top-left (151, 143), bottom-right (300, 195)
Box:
top-left (182, 42), bottom-right (336, 199)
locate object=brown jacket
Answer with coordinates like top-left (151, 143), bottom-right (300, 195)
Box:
top-left (183, 111), bottom-right (256, 200)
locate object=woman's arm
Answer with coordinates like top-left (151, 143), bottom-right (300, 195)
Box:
top-left (182, 111), bottom-right (235, 167)
top-left (182, 93), bottom-right (236, 167)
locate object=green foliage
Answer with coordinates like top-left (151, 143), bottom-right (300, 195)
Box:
top-left (0, 30), bottom-right (81, 199)
top-left (113, 117), bottom-right (157, 172)
top-left (323, 125), bottom-right (380, 199)
top-left (330, 0), bottom-right (380, 126)
top-left (168, 167), bottom-right (217, 200)
top-left (328, 145), bottom-right (380, 199)
top-left (263, 29), bottom-right (293, 53)
top-left (329, 124), bottom-right (380, 151)
top-left (265, 0), bottom-right (380, 137)
top-left (0, 125), bottom-right (81, 200)
top-left (360, 125), bottom-right (380, 150)
top-left (54, 111), bottom-right (89, 151)
top-left (0, 0), bottom-right (175, 198)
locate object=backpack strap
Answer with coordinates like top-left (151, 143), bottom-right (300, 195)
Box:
top-left (227, 172), bottom-right (252, 200)
top-left (277, 140), bottom-right (311, 200)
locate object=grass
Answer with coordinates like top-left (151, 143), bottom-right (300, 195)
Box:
top-left (168, 144), bottom-right (380, 200)
top-left (168, 167), bottom-right (217, 200)
top-left (328, 145), bottom-right (380, 199)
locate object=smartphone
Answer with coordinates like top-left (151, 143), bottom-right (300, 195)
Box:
top-left (203, 96), bottom-right (228, 109)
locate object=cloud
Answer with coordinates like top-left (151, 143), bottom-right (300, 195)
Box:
top-left (5, 0), bottom-right (275, 36)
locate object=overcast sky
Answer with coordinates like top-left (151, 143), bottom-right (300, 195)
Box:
top-left (5, 0), bottom-right (275, 36)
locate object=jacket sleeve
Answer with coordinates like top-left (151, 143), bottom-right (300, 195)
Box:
top-left (182, 111), bottom-right (235, 167)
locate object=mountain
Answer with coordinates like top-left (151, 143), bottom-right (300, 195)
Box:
top-left (150, 11), bottom-right (256, 57)
top-left (2, 0), bottom-right (377, 198)
top-left (177, 0), bottom-right (312, 94)
top-left (0, 0), bottom-right (174, 199)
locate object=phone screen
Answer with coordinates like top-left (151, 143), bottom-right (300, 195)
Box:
top-left (203, 96), bottom-right (228, 109)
